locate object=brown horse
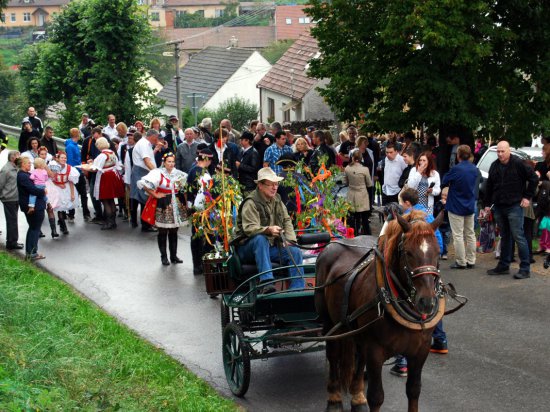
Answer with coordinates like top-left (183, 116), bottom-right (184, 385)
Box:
top-left (315, 210), bottom-right (445, 412)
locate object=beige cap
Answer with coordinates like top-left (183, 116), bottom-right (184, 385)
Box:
top-left (254, 167), bottom-right (284, 184)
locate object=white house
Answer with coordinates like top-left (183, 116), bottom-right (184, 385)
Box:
top-left (157, 46), bottom-right (271, 118)
top-left (256, 32), bottom-right (336, 123)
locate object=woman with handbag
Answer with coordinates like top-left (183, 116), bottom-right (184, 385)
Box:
top-left (138, 152), bottom-right (188, 266)
top-left (344, 150), bottom-right (373, 235)
top-left (406, 151), bottom-right (441, 215)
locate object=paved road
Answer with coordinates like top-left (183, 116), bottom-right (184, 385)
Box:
top-left (1, 211), bottom-right (549, 411)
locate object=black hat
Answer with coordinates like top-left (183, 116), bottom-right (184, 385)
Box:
top-left (240, 131), bottom-right (254, 141)
top-left (168, 115), bottom-right (178, 122)
top-left (198, 148), bottom-right (213, 158)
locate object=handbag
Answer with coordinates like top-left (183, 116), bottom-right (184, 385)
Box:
top-left (141, 194), bottom-right (158, 226)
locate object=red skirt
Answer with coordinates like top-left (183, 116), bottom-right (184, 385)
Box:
top-left (99, 170), bottom-right (125, 200)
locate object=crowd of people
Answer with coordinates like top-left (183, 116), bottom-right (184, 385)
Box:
top-left (1, 106), bottom-right (549, 380)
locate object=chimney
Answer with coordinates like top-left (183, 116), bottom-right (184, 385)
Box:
top-left (228, 36), bottom-right (238, 48)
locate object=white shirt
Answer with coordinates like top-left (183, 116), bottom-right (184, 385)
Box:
top-left (132, 138), bottom-right (154, 170)
top-left (103, 125), bottom-right (117, 139)
top-left (382, 154), bottom-right (407, 195)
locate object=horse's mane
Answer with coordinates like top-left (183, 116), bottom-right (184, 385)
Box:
top-left (379, 209), bottom-right (436, 268)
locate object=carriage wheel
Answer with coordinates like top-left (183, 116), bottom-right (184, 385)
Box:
top-left (222, 322), bottom-right (251, 397)
top-left (220, 299), bottom-right (230, 329)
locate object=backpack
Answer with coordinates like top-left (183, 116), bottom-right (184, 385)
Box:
top-left (536, 180), bottom-right (550, 217)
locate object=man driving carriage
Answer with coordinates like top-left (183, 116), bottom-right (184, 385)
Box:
top-left (234, 167), bottom-right (305, 294)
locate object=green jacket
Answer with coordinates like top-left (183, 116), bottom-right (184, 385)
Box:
top-left (235, 188), bottom-right (296, 244)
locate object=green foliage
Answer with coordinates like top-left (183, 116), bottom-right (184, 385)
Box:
top-left (18, 0), bottom-right (162, 135)
top-left (261, 40), bottom-right (295, 65)
top-left (174, 3), bottom-right (238, 28)
top-left (0, 252), bottom-right (238, 411)
top-left (307, 0), bottom-right (550, 145)
top-left (209, 97), bottom-right (259, 132)
top-left (0, 57), bottom-right (27, 124)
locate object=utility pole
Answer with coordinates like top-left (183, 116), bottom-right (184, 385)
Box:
top-left (166, 39), bottom-right (185, 119)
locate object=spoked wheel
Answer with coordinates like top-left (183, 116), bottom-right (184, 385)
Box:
top-left (220, 299), bottom-right (230, 329)
top-left (222, 322), bottom-right (251, 397)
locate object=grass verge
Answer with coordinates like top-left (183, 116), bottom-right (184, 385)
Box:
top-left (0, 251), bottom-right (238, 411)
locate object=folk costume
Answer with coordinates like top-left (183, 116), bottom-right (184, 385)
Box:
top-left (92, 149), bottom-right (125, 229)
top-left (46, 160), bottom-right (80, 236)
top-left (138, 167), bottom-right (188, 265)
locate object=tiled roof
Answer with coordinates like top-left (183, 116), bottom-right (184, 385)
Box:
top-left (157, 46), bottom-right (254, 108)
top-left (257, 32), bottom-right (318, 100)
top-left (162, 26), bottom-right (275, 50)
top-left (274, 5), bottom-right (315, 41)
top-left (7, 0), bottom-right (69, 6)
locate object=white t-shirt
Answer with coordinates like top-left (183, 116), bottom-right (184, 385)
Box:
top-left (103, 125), bottom-right (117, 139)
top-left (132, 138), bottom-right (154, 170)
top-left (382, 154), bottom-right (407, 196)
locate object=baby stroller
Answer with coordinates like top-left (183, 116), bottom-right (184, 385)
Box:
top-left (478, 208), bottom-right (496, 253)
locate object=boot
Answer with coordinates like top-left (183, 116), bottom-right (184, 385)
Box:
top-left (100, 213), bottom-right (117, 230)
top-left (58, 213), bottom-right (69, 235)
top-left (169, 231), bottom-right (183, 263)
top-left (49, 218), bottom-right (59, 238)
top-left (158, 231), bottom-right (170, 265)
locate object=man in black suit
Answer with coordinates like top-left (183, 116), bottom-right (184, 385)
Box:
top-left (237, 131), bottom-right (260, 194)
top-left (253, 122), bottom-right (274, 161)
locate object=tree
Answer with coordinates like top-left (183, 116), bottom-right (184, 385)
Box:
top-left (212, 97), bottom-right (259, 132)
top-left (306, 0), bottom-right (550, 146)
top-left (0, 56), bottom-right (27, 124)
top-left (18, 0), bottom-right (162, 133)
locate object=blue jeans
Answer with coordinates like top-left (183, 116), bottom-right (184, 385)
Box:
top-left (29, 184), bottom-right (47, 207)
top-left (237, 234), bottom-right (305, 289)
top-left (433, 320), bottom-right (447, 343)
top-left (24, 209), bottom-right (45, 256)
top-left (494, 204), bottom-right (530, 272)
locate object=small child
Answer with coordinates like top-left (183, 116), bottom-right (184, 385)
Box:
top-left (28, 157), bottom-right (49, 214)
top-left (433, 187), bottom-right (451, 259)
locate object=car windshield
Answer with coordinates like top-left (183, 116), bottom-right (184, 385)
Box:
top-left (477, 150), bottom-right (498, 174)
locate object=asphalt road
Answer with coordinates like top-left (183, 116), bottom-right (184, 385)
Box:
top-left (1, 210), bottom-right (549, 412)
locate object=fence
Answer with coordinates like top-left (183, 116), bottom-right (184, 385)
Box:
top-left (0, 121), bottom-right (67, 150)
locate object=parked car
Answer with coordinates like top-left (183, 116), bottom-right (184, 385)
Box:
top-left (518, 146), bottom-right (544, 163)
top-left (476, 146), bottom-right (531, 203)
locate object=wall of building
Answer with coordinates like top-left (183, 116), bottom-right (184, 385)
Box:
top-left (0, 6), bottom-right (63, 28)
top-left (259, 89), bottom-right (304, 123)
top-left (204, 52), bottom-right (271, 111)
top-left (303, 81), bottom-right (336, 121)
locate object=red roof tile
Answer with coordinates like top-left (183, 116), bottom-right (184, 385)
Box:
top-left (257, 32), bottom-right (319, 100)
top-left (162, 26), bottom-right (275, 50)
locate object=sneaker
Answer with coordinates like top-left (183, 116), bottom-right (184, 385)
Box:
top-left (430, 340), bottom-right (448, 354)
top-left (487, 266), bottom-right (510, 276)
top-left (450, 262), bottom-right (466, 269)
top-left (390, 364), bottom-right (408, 377)
top-left (441, 254), bottom-right (448, 260)
top-left (513, 270), bottom-right (530, 279)
top-left (466, 263), bottom-right (475, 269)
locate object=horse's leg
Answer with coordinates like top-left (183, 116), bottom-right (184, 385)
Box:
top-left (405, 349), bottom-right (430, 412)
top-left (365, 345), bottom-right (385, 412)
top-left (349, 344), bottom-right (368, 412)
top-left (325, 339), bottom-right (344, 412)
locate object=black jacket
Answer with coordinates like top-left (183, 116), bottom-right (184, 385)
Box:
top-left (398, 165), bottom-right (413, 188)
top-left (18, 129), bottom-right (41, 153)
top-left (40, 136), bottom-right (58, 157)
top-left (209, 143), bottom-right (238, 179)
top-left (309, 143), bottom-right (335, 174)
top-left (483, 155), bottom-right (538, 207)
top-left (17, 171), bottom-right (46, 213)
top-left (238, 147), bottom-right (260, 191)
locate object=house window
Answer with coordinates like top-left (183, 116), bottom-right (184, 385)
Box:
top-left (150, 12), bottom-right (160, 21)
top-left (299, 17), bottom-right (311, 24)
top-left (176, 10), bottom-right (186, 18)
top-left (268, 98), bottom-right (275, 121)
top-left (23, 13), bottom-right (31, 22)
top-left (283, 109), bottom-right (291, 123)
top-left (1, 14), bottom-right (5, 23)
top-left (196, 10), bottom-right (204, 17)
top-left (137, 0), bottom-right (145, 5)
top-left (285, 18), bottom-right (292, 25)
top-left (215, 9), bottom-right (224, 18)
top-left (10, 13), bottom-right (16, 23)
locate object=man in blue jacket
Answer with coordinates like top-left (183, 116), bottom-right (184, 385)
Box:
top-left (65, 128), bottom-right (90, 221)
top-left (442, 145), bottom-right (479, 269)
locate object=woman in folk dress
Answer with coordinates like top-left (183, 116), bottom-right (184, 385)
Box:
top-left (83, 137), bottom-right (125, 230)
top-left (138, 152), bottom-right (188, 265)
top-left (46, 151), bottom-right (79, 236)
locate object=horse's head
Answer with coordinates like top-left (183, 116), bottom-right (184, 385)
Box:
top-left (384, 210), bottom-right (444, 316)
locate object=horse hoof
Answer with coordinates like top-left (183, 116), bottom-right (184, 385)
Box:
top-left (326, 400), bottom-right (344, 412)
top-left (351, 403), bottom-right (369, 412)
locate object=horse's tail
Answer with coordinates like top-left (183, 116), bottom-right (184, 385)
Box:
top-left (327, 336), bottom-right (356, 394)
